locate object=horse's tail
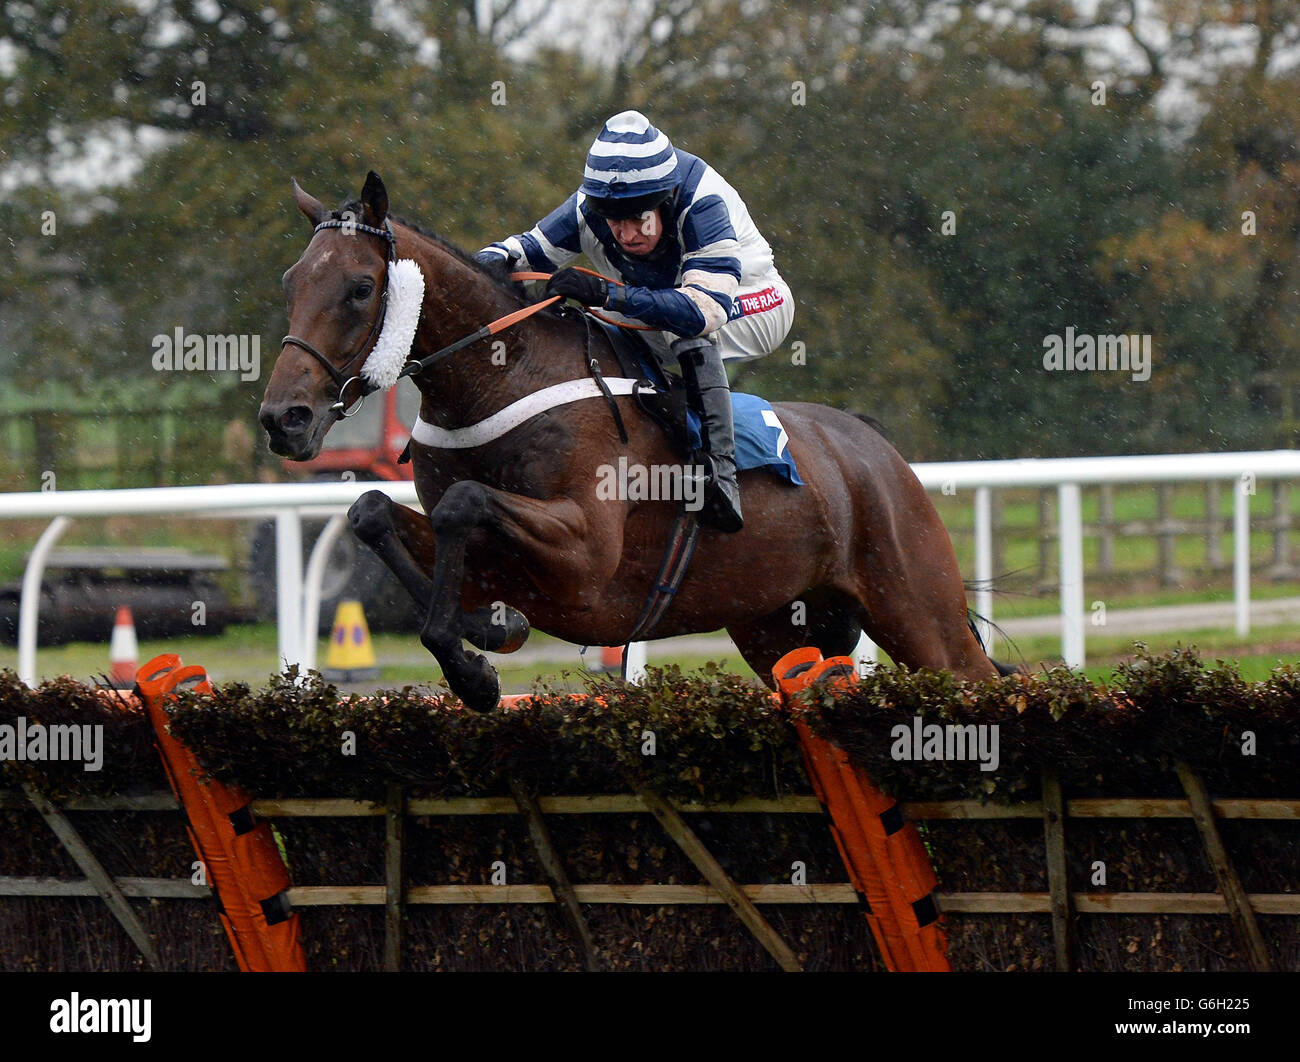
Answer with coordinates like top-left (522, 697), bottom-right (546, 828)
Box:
top-left (966, 609), bottom-right (1025, 676)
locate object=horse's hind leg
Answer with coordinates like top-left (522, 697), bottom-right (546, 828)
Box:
top-left (852, 506), bottom-right (998, 681)
top-left (348, 490), bottom-right (528, 654)
top-left (727, 590), bottom-right (863, 689)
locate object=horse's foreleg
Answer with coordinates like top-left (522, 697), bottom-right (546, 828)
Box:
top-left (349, 491), bottom-right (434, 603)
top-left (348, 489), bottom-right (529, 656)
top-left (418, 481), bottom-right (603, 712)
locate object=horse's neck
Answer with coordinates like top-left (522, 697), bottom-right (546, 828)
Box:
top-left (404, 232), bottom-right (584, 429)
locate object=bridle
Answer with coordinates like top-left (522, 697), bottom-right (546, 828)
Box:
top-left (280, 217), bottom-right (396, 417)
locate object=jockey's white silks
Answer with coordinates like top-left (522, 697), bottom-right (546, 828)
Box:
top-left (360, 257), bottom-right (425, 391)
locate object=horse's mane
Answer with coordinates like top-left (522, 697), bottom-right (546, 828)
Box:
top-left (333, 199), bottom-right (546, 313)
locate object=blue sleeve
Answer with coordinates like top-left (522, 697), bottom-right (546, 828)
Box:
top-left (680, 195), bottom-right (738, 256)
top-left (525, 193), bottom-right (583, 268)
top-left (677, 194), bottom-right (741, 321)
top-left (605, 285), bottom-right (707, 337)
top-left (483, 193), bottom-right (584, 272)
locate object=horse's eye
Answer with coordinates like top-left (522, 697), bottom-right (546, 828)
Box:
top-left (353, 281), bottom-right (374, 301)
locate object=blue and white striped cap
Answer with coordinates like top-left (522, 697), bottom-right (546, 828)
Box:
top-left (580, 111), bottom-right (680, 202)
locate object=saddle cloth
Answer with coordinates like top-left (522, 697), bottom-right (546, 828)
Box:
top-left (599, 320), bottom-right (803, 486)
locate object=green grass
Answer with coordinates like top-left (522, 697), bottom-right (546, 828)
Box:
top-left (5, 619), bottom-right (1295, 695)
top-left (0, 622), bottom-right (743, 694)
top-left (988, 623), bottom-right (1300, 682)
top-left (971, 579), bottom-right (1300, 619)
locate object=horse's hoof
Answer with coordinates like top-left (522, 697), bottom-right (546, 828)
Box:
top-left (347, 490), bottom-right (395, 544)
top-left (456, 653), bottom-right (501, 714)
top-left (463, 605), bottom-right (531, 655)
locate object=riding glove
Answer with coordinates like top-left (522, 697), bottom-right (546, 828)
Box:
top-left (544, 267), bottom-right (609, 307)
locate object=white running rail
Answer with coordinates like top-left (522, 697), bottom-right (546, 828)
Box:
top-left (2, 450), bottom-right (1297, 685)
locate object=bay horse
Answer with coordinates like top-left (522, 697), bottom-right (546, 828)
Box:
top-left (260, 172), bottom-right (1001, 711)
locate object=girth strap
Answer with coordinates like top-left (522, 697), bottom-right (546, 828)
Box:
top-left (627, 509), bottom-right (702, 643)
top-left (574, 309), bottom-right (630, 445)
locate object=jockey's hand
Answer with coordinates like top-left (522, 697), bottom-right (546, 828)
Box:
top-left (544, 267), bottom-right (608, 307)
top-left (475, 250), bottom-right (517, 284)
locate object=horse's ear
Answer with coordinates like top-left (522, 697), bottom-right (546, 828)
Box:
top-left (292, 178), bottom-right (329, 227)
top-left (360, 170), bottom-right (389, 226)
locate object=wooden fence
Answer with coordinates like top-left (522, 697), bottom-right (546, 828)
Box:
top-left (4, 773), bottom-right (1297, 972)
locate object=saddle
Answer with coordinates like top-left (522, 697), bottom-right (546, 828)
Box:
top-left (590, 316), bottom-right (803, 486)
top-left (591, 317), bottom-right (696, 457)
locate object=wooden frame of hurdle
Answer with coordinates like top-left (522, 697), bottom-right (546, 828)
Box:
top-left (3, 785), bottom-right (1297, 972)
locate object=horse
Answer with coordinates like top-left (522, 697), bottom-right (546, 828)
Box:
top-left (260, 172), bottom-right (1003, 711)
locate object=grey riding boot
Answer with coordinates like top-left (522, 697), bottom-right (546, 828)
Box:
top-left (673, 334), bottom-right (743, 533)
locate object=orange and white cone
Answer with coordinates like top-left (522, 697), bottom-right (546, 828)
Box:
top-left (600, 645), bottom-right (624, 673)
top-left (109, 606), bottom-right (139, 688)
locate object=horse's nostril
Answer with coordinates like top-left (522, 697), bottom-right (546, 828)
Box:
top-left (259, 404), bottom-right (313, 439)
top-left (279, 406), bottom-right (312, 434)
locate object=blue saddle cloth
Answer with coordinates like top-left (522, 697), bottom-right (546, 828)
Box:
top-left (598, 320), bottom-right (803, 486)
top-left (691, 394), bottom-right (803, 486)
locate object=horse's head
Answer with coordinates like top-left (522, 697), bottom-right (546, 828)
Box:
top-left (259, 171), bottom-right (397, 460)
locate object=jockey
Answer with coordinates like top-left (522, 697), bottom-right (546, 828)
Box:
top-left (476, 110), bottom-right (794, 533)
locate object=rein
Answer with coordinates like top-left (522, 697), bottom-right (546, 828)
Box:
top-left (509, 269), bottom-right (658, 332)
top-left (396, 288), bottom-right (561, 380)
top-left (396, 267), bottom-right (651, 382)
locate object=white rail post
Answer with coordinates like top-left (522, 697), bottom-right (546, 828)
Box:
top-left (301, 514), bottom-right (347, 673)
top-left (853, 630), bottom-right (879, 675)
top-left (974, 486), bottom-right (994, 652)
top-left (1058, 483), bottom-right (1085, 668)
top-left (1234, 473), bottom-right (1251, 637)
top-left (18, 516), bottom-right (70, 687)
top-left (276, 508), bottom-right (304, 673)
top-left (624, 640), bottom-right (648, 684)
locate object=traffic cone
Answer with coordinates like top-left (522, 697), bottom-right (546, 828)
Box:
top-left (599, 645), bottom-right (624, 673)
top-left (321, 600), bottom-right (379, 682)
top-left (109, 606), bottom-right (138, 688)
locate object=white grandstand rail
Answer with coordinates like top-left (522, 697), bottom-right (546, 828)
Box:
top-left (1058, 484), bottom-right (1085, 668)
top-left (275, 509), bottom-right (304, 673)
top-left (1235, 475), bottom-right (1252, 638)
top-left (973, 486), bottom-right (994, 651)
top-left (1, 482), bottom-right (418, 685)
top-left (17, 517), bottom-right (69, 686)
top-left (910, 450), bottom-right (1300, 667)
top-left (2, 451), bottom-right (1297, 686)
top-left (0, 481), bottom-right (421, 519)
top-left (909, 450), bottom-right (1300, 489)
top-left (623, 639), bottom-right (647, 684)
top-left (301, 515), bottom-right (347, 673)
